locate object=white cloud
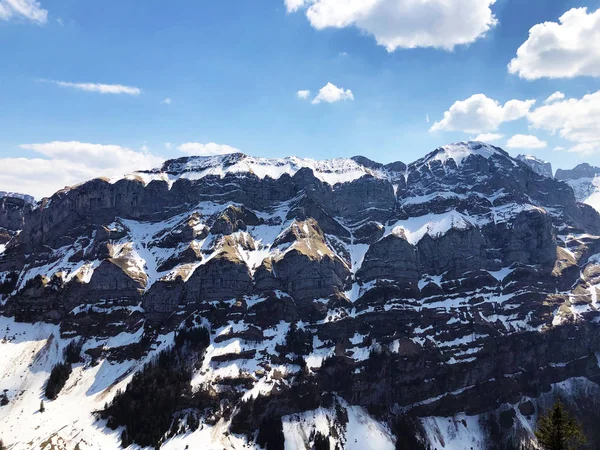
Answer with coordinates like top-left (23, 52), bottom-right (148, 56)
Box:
top-left (161, 97), bottom-right (172, 104)
top-left (5, 141), bottom-right (163, 199)
top-left (474, 133), bottom-right (504, 142)
top-left (311, 82), bottom-right (354, 104)
top-left (45, 80), bottom-right (141, 95)
top-left (430, 94), bottom-right (535, 134)
top-left (0, 0), bottom-right (47, 24)
top-left (568, 143), bottom-right (598, 155)
top-left (178, 142), bottom-right (240, 156)
top-left (426, 114), bottom-right (430, 123)
top-left (286, 0), bottom-right (497, 51)
top-left (545, 91), bottom-right (565, 104)
top-left (165, 142), bottom-right (173, 150)
top-left (297, 90), bottom-right (311, 100)
top-left (506, 134), bottom-right (547, 149)
top-left (285, 0), bottom-right (307, 13)
top-left (528, 90), bottom-right (600, 153)
top-left (508, 7), bottom-right (600, 79)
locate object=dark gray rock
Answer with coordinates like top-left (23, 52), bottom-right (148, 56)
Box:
top-left (556, 163), bottom-right (600, 181)
top-left (516, 154), bottom-right (553, 178)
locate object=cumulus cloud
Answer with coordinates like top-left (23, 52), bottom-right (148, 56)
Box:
top-left (285, 0), bottom-right (306, 13)
top-left (0, 0), bottom-right (47, 24)
top-left (506, 134), bottom-right (547, 149)
top-left (545, 91), bottom-right (565, 104)
top-left (44, 80), bottom-right (141, 95)
top-left (508, 7), bottom-right (600, 79)
top-left (311, 82), bottom-right (354, 104)
top-left (528, 90), bottom-right (600, 154)
top-left (3, 141), bottom-right (163, 199)
top-left (430, 94), bottom-right (535, 134)
top-left (178, 142), bottom-right (240, 156)
top-left (474, 133), bottom-right (504, 142)
top-left (297, 90), bottom-right (311, 100)
top-left (285, 0), bottom-right (497, 51)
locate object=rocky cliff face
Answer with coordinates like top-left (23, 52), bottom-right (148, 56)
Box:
top-left (0, 193), bottom-right (33, 249)
top-left (516, 154), bottom-right (553, 178)
top-left (2, 142), bottom-right (600, 450)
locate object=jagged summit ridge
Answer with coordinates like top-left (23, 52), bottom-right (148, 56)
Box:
top-left (516, 154), bottom-right (554, 178)
top-left (410, 141), bottom-right (511, 169)
top-left (127, 141), bottom-right (515, 188)
top-left (0, 191), bottom-right (35, 204)
top-left (132, 152), bottom-right (405, 187)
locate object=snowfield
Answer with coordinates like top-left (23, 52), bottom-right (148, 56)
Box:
top-left (0, 316), bottom-right (174, 450)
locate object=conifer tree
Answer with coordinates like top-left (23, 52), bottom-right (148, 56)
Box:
top-left (121, 429), bottom-right (130, 448)
top-left (535, 401), bottom-right (585, 450)
top-left (257, 416), bottom-right (285, 450)
top-left (313, 432), bottom-right (330, 450)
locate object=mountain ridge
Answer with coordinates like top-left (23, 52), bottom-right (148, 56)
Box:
top-left (2, 141), bottom-right (600, 449)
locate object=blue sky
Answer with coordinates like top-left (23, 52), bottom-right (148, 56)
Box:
top-left (2, 0), bottom-right (600, 197)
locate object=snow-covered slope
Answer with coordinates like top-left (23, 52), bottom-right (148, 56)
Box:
top-left (127, 152), bottom-right (401, 187)
top-left (555, 163), bottom-right (600, 213)
top-left (564, 176), bottom-right (600, 212)
top-left (3, 142), bottom-right (600, 450)
top-left (516, 154), bottom-right (553, 178)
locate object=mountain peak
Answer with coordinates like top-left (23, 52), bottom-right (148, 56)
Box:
top-left (411, 141), bottom-right (511, 170)
top-left (516, 154), bottom-right (553, 178)
top-left (436, 141), bottom-right (507, 165)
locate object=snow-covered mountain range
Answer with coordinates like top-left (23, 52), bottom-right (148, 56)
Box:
top-left (2, 142), bottom-right (600, 450)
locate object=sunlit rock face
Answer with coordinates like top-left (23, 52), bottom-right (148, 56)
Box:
top-left (3, 142), bottom-right (600, 449)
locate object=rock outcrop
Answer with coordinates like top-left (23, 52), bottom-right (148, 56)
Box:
top-left (3, 142), bottom-right (600, 450)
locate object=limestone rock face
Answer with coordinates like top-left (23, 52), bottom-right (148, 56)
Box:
top-left (358, 234), bottom-right (418, 284)
top-left (516, 154), bottom-right (553, 178)
top-left (210, 205), bottom-right (261, 235)
top-left (257, 219), bottom-right (351, 302)
top-left (78, 259), bottom-right (146, 302)
top-left (0, 195), bottom-right (32, 233)
top-left (5, 142), bottom-right (600, 449)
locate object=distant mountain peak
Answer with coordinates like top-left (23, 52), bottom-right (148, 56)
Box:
top-left (516, 154), bottom-right (553, 178)
top-left (0, 191), bottom-right (35, 205)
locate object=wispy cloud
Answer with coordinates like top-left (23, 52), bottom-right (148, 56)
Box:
top-left (178, 142), bottom-right (240, 156)
top-left (0, 0), bottom-right (48, 24)
top-left (161, 97), bottom-right (172, 104)
top-left (506, 134), bottom-right (547, 149)
top-left (42, 80), bottom-right (141, 96)
top-left (297, 90), bottom-right (311, 100)
top-left (474, 133), bottom-right (503, 142)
